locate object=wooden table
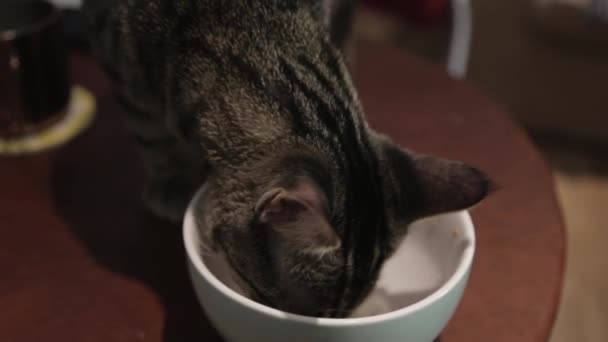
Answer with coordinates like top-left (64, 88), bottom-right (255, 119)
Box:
top-left (0, 41), bottom-right (565, 342)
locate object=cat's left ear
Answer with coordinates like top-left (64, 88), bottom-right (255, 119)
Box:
top-left (381, 141), bottom-right (492, 220)
top-left (255, 177), bottom-right (339, 251)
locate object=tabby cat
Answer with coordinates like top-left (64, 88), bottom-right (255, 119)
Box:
top-left (83, 0), bottom-right (489, 318)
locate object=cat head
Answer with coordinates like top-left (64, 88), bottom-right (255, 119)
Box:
top-left (212, 138), bottom-right (490, 318)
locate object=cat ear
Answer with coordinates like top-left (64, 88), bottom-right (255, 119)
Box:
top-left (383, 142), bottom-right (491, 220)
top-left (255, 178), bottom-right (340, 251)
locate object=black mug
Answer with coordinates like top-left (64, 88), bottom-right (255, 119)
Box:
top-left (0, 0), bottom-right (70, 137)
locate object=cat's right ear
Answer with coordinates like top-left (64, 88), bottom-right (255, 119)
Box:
top-left (255, 177), bottom-right (340, 252)
top-left (381, 140), bottom-right (491, 221)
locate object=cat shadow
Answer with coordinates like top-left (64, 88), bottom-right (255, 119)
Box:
top-left (49, 96), bottom-right (222, 341)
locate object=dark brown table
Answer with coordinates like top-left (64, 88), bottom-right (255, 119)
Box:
top-left (0, 41), bottom-right (565, 342)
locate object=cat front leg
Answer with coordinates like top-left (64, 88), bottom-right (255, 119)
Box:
top-left (116, 94), bottom-right (208, 222)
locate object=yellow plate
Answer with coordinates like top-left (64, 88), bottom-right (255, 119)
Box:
top-left (0, 86), bottom-right (96, 155)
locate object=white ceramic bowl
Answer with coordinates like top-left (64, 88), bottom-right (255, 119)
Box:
top-left (184, 185), bottom-right (476, 342)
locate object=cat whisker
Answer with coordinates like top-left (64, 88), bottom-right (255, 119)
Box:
top-left (320, 308), bottom-right (350, 318)
top-left (197, 242), bottom-right (213, 257)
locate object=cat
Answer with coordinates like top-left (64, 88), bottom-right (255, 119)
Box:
top-left (82, 0), bottom-right (490, 318)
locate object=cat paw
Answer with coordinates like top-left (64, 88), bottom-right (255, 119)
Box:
top-left (142, 177), bottom-right (198, 222)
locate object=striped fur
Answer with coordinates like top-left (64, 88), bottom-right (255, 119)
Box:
top-left (83, 0), bottom-right (489, 317)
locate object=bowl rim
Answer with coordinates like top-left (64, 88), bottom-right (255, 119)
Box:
top-left (183, 184), bottom-right (475, 326)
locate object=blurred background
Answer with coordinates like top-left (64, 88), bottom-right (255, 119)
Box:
top-left (351, 0), bottom-right (608, 341)
top-left (11, 0), bottom-right (608, 340)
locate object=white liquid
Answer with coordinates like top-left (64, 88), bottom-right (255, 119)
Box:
top-left (351, 217), bottom-right (466, 317)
